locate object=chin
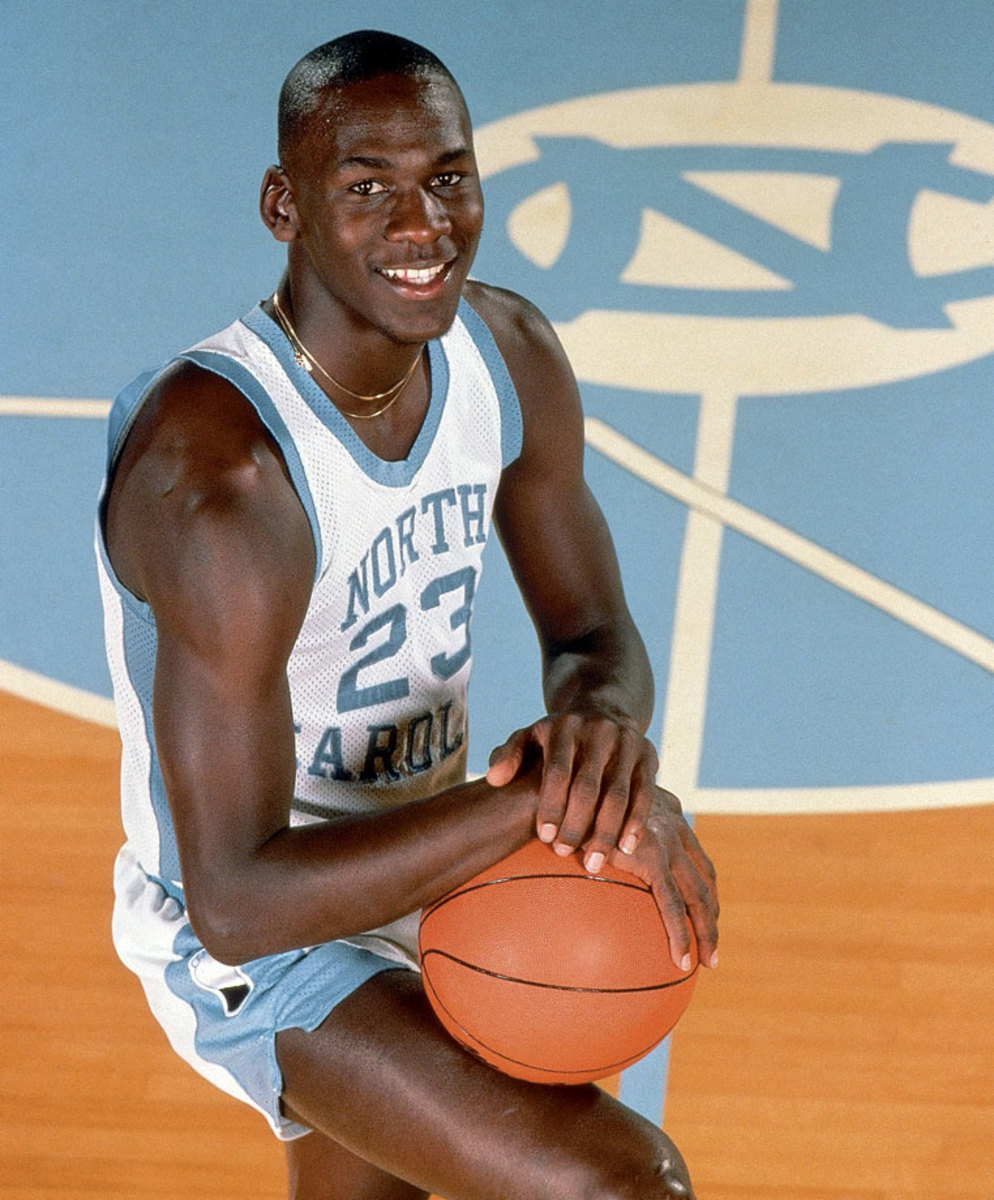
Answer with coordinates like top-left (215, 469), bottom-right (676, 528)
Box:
top-left (384, 299), bottom-right (464, 345)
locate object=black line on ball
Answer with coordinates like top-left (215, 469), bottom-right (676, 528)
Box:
top-left (420, 948), bottom-right (698, 993)
top-left (422, 970), bottom-right (674, 1081)
top-left (420, 871), bottom-right (653, 924)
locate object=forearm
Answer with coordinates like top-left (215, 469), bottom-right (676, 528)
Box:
top-left (185, 772), bottom-right (537, 965)
top-left (542, 618), bottom-right (655, 733)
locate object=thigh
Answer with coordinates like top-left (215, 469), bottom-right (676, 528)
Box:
top-left (277, 969), bottom-right (694, 1200)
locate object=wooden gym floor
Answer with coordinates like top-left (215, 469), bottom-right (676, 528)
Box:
top-left (2, 690), bottom-right (991, 1199)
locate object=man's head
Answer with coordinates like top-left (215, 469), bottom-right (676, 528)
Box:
top-left (277, 31), bottom-right (463, 176)
top-left (261, 31), bottom-right (483, 347)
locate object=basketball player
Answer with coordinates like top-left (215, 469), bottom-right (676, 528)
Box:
top-left (98, 30), bottom-right (718, 1200)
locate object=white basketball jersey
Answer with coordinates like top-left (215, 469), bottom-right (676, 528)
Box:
top-left (97, 299), bottom-right (522, 886)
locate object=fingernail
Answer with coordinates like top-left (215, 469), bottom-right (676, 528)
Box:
top-left (680, 953), bottom-right (692, 972)
top-left (620, 833), bottom-right (637, 855)
top-left (553, 842), bottom-right (572, 857)
top-left (709, 951), bottom-right (719, 968)
top-left (539, 823), bottom-right (557, 843)
top-left (584, 851), bottom-right (605, 874)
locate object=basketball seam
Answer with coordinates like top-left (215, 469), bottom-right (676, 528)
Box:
top-left (419, 948), bottom-right (698, 993)
top-left (420, 871), bottom-right (652, 923)
top-left (422, 970), bottom-right (674, 1080)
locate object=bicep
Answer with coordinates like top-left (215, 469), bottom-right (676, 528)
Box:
top-left (150, 579), bottom-right (304, 952)
top-left (123, 436), bottom-right (314, 892)
top-left (152, 595), bottom-right (301, 875)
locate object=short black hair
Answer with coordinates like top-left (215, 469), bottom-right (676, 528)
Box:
top-left (278, 30), bottom-right (460, 168)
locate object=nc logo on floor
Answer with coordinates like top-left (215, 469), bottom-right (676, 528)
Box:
top-left (477, 83), bottom-right (994, 397)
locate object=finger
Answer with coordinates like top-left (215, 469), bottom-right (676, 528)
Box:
top-left (485, 728), bottom-right (532, 787)
top-left (650, 855), bottom-right (697, 973)
top-left (554, 765), bottom-right (604, 853)
top-left (579, 781), bottom-right (628, 873)
top-left (615, 751), bottom-right (657, 857)
top-left (551, 717), bottom-right (621, 854)
top-left (657, 789), bottom-right (720, 957)
top-left (535, 715), bottom-right (584, 846)
top-left (581, 730), bottom-right (643, 872)
top-left (676, 821), bottom-right (720, 927)
top-left (671, 843), bottom-right (720, 969)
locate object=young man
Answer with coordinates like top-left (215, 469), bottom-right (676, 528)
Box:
top-left (98, 30), bottom-right (718, 1200)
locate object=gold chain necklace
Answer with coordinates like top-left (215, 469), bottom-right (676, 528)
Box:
top-left (271, 290), bottom-right (422, 419)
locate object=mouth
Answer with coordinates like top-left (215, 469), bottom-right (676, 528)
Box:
top-left (376, 260), bottom-right (453, 296)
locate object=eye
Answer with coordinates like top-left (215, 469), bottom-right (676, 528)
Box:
top-left (432, 171), bottom-right (466, 190)
top-left (348, 179), bottom-right (388, 196)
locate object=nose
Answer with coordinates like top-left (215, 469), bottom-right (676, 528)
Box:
top-left (385, 186), bottom-right (451, 244)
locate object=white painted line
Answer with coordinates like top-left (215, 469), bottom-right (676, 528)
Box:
top-left (584, 417), bottom-right (994, 675)
top-left (689, 776), bottom-right (994, 814)
top-left (658, 393), bottom-right (738, 794)
top-left (0, 395), bottom-right (110, 418)
top-left (739, 0), bottom-right (780, 85)
top-left (0, 659), bottom-right (118, 729)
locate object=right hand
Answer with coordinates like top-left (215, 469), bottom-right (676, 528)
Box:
top-left (486, 710), bottom-right (659, 872)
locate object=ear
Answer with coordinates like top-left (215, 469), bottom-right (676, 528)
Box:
top-left (260, 166), bottom-right (298, 242)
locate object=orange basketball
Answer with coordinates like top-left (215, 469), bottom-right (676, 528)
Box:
top-left (418, 838), bottom-right (698, 1084)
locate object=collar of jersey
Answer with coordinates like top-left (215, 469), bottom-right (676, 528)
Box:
top-left (242, 302), bottom-right (450, 487)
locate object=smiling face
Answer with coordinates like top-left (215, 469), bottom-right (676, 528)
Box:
top-left (276, 70), bottom-right (484, 349)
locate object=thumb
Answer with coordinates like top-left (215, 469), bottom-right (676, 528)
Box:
top-left (485, 730), bottom-right (528, 786)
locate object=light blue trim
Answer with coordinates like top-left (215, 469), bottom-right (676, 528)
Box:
top-left (95, 520), bottom-right (153, 623)
top-left (97, 504), bottom-right (175, 876)
top-left (100, 368), bottom-right (164, 622)
top-left (162, 918), bottom-right (408, 1140)
top-left (179, 348), bottom-right (323, 582)
top-left (106, 367), bottom-right (160, 467)
top-left (457, 297), bottom-right (524, 466)
top-left (120, 609), bottom-right (181, 882)
top-left (242, 305), bottom-right (451, 488)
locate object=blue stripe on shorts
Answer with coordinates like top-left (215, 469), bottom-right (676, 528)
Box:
top-left (163, 920), bottom-right (410, 1140)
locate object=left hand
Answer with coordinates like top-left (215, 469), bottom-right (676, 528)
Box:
top-left (486, 711), bottom-right (659, 873)
top-left (608, 786), bottom-right (719, 972)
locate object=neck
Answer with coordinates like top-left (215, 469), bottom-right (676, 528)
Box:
top-left (276, 270), bottom-right (427, 398)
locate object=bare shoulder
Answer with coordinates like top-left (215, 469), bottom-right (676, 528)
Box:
top-left (105, 358), bottom-right (313, 611)
top-left (462, 279), bottom-right (569, 380)
top-left (109, 358), bottom-right (282, 500)
top-left (462, 280), bottom-right (583, 460)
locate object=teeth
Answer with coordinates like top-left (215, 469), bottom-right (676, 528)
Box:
top-left (381, 263), bottom-right (447, 283)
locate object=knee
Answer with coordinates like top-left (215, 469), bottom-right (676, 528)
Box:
top-left (551, 1156), bottom-right (694, 1200)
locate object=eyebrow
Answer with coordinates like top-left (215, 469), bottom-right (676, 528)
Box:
top-left (337, 146), bottom-right (473, 172)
